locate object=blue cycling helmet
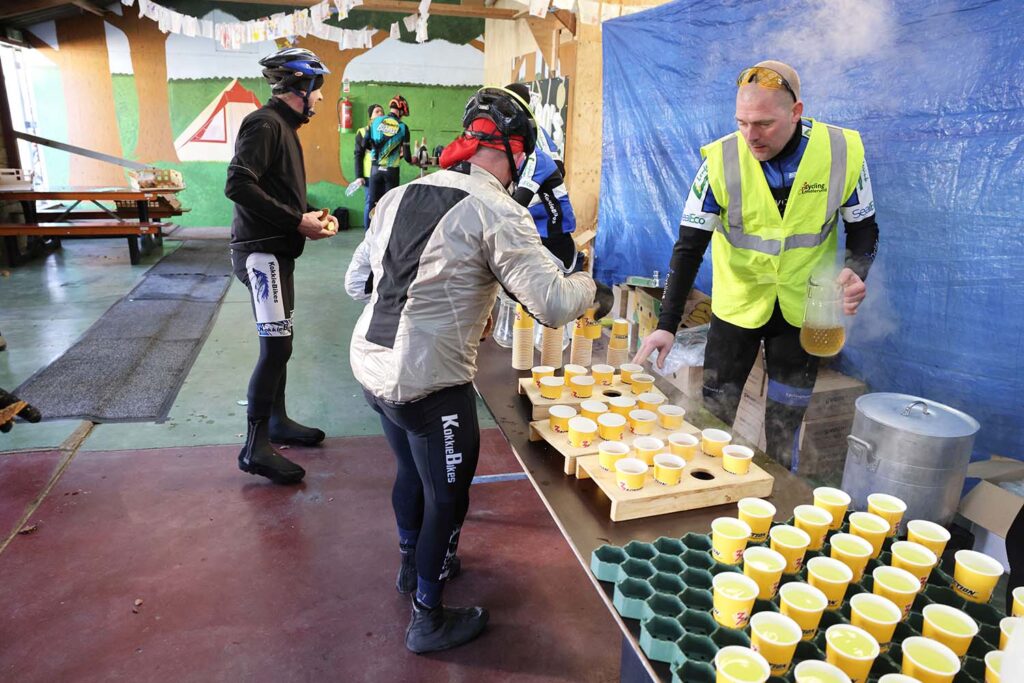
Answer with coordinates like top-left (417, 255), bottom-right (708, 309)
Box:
top-left (259, 48), bottom-right (330, 119)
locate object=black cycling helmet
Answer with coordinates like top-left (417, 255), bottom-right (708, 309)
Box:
top-left (389, 95), bottom-right (410, 118)
top-left (259, 47), bottom-right (330, 119)
top-left (462, 86), bottom-right (537, 183)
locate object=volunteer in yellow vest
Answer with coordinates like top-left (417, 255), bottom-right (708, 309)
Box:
top-left (635, 61), bottom-right (878, 469)
top-left (352, 103), bottom-right (385, 229)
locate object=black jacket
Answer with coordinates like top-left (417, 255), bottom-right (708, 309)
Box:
top-left (226, 98), bottom-right (313, 259)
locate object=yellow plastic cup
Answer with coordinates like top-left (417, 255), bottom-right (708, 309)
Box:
top-left (1013, 586), bottom-right (1024, 617)
top-left (539, 375), bottom-right (565, 400)
top-left (592, 363), bottom-right (615, 386)
top-left (814, 487), bottom-right (851, 530)
top-left (579, 399), bottom-right (608, 422)
top-left (807, 556), bottom-right (853, 609)
top-left (570, 375), bottom-right (595, 399)
top-left (715, 645), bottom-right (770, 683)
top-left (999, 616), bottom-right (1021, 650)
top-left (907, 519), bottom-right (951, 558)
top-left (653, 453), bottom-right (685, 486)
top-left (668, 432), bottom-right (700, 461)
top-left (867, 493), bottom-right (907, 537)
top-left (656, 404), bottom-right (686, 430)
top-left (921, 604), bottom-right (978, 658)
top-left (878, 674), bottom-right (923, 683)
top-left (830, 532), bottom-right (874, 582)
top-left (711, 517), bottom-right (752, 565)
top-left (614, 457), bottom-right (647, 491)
top-left (531, 365), bottom-right (554, 387)
top-left (628, 409), bottom-right (657, 435)
top-left (750, 611), bottom-right (802, 676)
top-left (598, 441), bottom-right (630, 471)
top-left (619, 363), bottom-right (643, 384)
top-left (597, 412), bottom-right (627, 441)
top-left (900, 636), bottom-right (960, 683)
top-left (608, 396), bottom-right (636, 417)
top-left (743, 546), bottom-right (787, 600)
top-left (793, 660), bottom-right (853, 683)
top-left (952, 550), bottom-right (1004, 604)
top-left (567, 416), bottom-right (598, 449)
top-left (985, 650), bottom-right (1003, 683)
top-left (637, 391), bottom-right (666, 412)
top-left (563, 363), bottom-right (587, 383)
top-left (513, 303), bottom-right (533, 328)
top-left (849, 593), bottom-right (901, 654)
top-left (891, 541), bottom-right (938, 589)
top-left (770, 524), bottom-right (811, 574)
top-left (633, 436), bottom-right (664, 466)
top-left (711, 572), bottom-right (759, 628)
top-left (547, 404), bottom-right (577, 433)
top-left (702, 428), bottom-right (732, 457)
top-left (738, 498), bottom-right (776, 543)
top-left (848, 511), bottom-right (891, 559)
top-left (723, 445), bottom-right (755, 475)
top-left (779, 582), bottom-right (828, 641)
top-left (825, 624), bottom-right (880, 683)
top-left (872, 565), bottom-right (921, 619)
top-left (630, 373), bottom-right (655, 395)
top-left (794, 504), bottom-right (834, 551)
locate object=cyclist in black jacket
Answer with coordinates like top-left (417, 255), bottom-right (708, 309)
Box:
top-left (225, 47), bottom-right (338, 485)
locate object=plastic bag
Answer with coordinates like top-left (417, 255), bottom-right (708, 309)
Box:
top-left (651, 324), bottom-right (709, 376)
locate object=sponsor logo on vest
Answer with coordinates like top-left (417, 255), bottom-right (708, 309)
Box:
top-left (443, 414), bottom-right (461, 483)
top-left (799, 181), bottom-right (827, 195)
top-left (682, 212), bottom-right (707, 225)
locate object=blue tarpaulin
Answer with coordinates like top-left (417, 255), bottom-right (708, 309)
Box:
top-left (597, 0), bottom-right (1024, 460)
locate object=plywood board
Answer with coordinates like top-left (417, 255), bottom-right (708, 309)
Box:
top-left (518, 376), bottom-right (667, 420)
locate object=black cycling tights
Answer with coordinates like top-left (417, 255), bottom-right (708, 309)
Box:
top-left (365, 383), bottom-right (481, 606)
top-left (702, 302), bottom-right (819, 469)
top-left (1008, 503), bottom-right (1024, 606)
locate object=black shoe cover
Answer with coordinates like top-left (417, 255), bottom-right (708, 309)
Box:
top-left (239, 418), bottom-right (306, 484)
top-left (405, 597), bottom-right (488, 654)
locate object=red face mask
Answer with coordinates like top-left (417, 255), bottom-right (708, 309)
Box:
top-left (439, 117), bottom-right (525, 169)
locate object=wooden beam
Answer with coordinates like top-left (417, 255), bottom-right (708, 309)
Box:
top-left (0, 0), bottom-right (75, 22)
top-left (553, 9), bottom-right (576, 35)
top-left (214, 0), bottom-right (520, 20)
top-left (71, 0), bottom-right (105, 17)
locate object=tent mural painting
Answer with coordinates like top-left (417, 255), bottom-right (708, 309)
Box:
top-left (174, 79), bottom-right (261, 162)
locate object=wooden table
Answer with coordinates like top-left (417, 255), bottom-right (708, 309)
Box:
top-left (473, 338), bottom-right (813, 682)
top-left (0, 186), bottom-right (184, 265)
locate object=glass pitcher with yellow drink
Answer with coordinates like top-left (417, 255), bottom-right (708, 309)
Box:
top-left (800, 271), bottom-right (845, 357)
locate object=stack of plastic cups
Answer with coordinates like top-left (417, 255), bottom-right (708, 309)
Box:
top-left (607, 318), bottom-right (630, 367)
top-left (569, 308), bottom-right (594, 366)
top-left (511, 304), bottom-right (535, 370)
top-left (585, 306), bottom-right (602, 341)
top-left (539, 325), bottom-right (564, 368)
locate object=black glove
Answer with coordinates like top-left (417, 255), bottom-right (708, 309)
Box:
top-left (593, 280), bottom-right (615, 321)
top-left (0, 387), bottom-right (41, 433)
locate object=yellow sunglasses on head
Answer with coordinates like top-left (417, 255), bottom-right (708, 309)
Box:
top-left (736, 66), bottom-right (796, 101)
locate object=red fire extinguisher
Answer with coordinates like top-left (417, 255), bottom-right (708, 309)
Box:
top-left (338, 97), bottom-right (353, 133)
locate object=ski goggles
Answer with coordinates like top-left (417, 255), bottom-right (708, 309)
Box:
top-left (736, 66), bottom-right (797, 101)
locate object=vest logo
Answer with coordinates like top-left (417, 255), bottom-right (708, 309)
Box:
top-left (799, 181), bottom-right (827, 195)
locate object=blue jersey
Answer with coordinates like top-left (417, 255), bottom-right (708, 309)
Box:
top-left (369, 115), bottom-right (410, 168)
top-left (516, 139), bottom-right (575, 238)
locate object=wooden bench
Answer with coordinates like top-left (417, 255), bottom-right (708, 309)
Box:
top-left (0, 221), bottom-right (163, 265)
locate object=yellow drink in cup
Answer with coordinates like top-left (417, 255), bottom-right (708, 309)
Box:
top-left (825, 624), bottom-right (880, 683)
top-left (900, 636), bottom-right (960, 683)
top-left (1013, 586), bottom-right (1024, 617)
top-left (628, 409), bottom-right (657, 435)
top-left (738, 497), bottom-right (776, 543)
top-left (743, 546), bottom-right (787, 599)
top-left (872, 565), bottom-right (921, 619)
top-left (547, 404), bottom-right (576, 433)
top-left (770, 524), bottom-right (811, 574)
top-left (711, 517), bottom-right (752, 565)
top-left (849, 593), bottom-right (901, 654)
top-left (921, 604), bottom-right (978, 658)
top-left (608, 396), bottom-right (636, 417)
top-left (711, 572), bottom-right (759, 628)
top-left (779, 582), bottom-right (828, 641)
top-left (637, 391), bottom-right (666, 412)
top-left (891, 541), bottom-right (938, 589)
top-left (715, 646), bottom-right (770, 683)
top-left (632, 436), bottom-right (664, 466)
top-left (793, 660), bottom-right (853, 683)
top-left (999, 616), bottom-right (1021, 650)
top-left (598, 441), bottom-right (630, 471)
top-left (867, 493), bottom-right (907, 537)
top-left (878, 676), bottom-right (923, 683)
top-left (985, 650), bottom-right (1003, 683)
top-left (567, 416), bottom-right (598, 449)
top-left (668, 432), bottom-right (700, 460)
top-left (749, 612), bottom-right (802, 676)
top-left (579, 399), bottom-right (608, 422)
top-left (597, 412), bottom-right (627, 441)
top-left (656, 404), bottom-right (686, 430)
top-left (830, 533), bottom-right (874, 582)
top-left (907, 519), bottom-right (951, 558)
top-left (848, 511), bottom-right (891, 558)
top-left (814, 486), bottom-right (851, 530)
top-left (653, 453), bottom-right (685, 486)
top-left (702, 428), bottom-right (732, 456)
top-left (951, 550), bottom-right (1004, 604)
top-left (614, 457), bottom-right (647, 491)
top-left (794, 504), bottom-right (834, 550)
top-left (723, 445), bottom-right (755, 475)
top-left (531, 365), bottom-right (554, 387)
top-left (807, 556), bottom-right (853, 609)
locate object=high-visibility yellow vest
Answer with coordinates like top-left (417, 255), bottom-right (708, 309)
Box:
top-left (702, 119), bottom-right (864, 329)
top-left (357, 126), bottom-right (373, 178)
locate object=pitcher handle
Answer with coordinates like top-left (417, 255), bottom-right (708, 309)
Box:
top-left (901, 400), bottom-right (931, 417)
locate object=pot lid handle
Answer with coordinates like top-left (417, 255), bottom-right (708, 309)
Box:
top-left (901, 401), bottom-right (931, 417)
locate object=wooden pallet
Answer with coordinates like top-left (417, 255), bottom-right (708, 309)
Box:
top-left (518, 376), bottom-right (667, 420)
top-left (576, 450), bottom-right (774, 522)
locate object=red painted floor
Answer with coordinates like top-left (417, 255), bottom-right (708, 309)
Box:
top-left (0, 449), bottom-right (65, 540)
top-left (0, 431), bottom-right (620, 682)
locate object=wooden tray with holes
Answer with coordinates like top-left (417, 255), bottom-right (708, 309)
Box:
top-left (529, 415), bottom-right (701, 476)
top-left (576, 450), bottom-right (775, 522)
top-left (517, 376), bottom-right (667, 420)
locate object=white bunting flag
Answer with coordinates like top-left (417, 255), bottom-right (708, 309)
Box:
top-left (390, 21), bottom-right (401, 39)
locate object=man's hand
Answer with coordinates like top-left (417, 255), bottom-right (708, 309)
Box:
top-left (324, 212), bottom-right (340, 234)
top-left (633, 329), bottom-right (675, 369)
top-left (838, 267), bottom-right (866, 316)
top-left (298, 211), bottom-right (333, 240)
top-left (350, 178), bottom-right (365, 190)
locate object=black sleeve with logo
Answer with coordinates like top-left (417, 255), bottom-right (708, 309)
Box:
top-left (656, 226), bottom-right (712, 333)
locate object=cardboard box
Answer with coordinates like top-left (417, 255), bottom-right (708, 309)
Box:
top-left (959, 456), bottom-right (1024, 539)
top-left (791, 415), bottom-right (854, 478)
top-left (803, 369), bottom-right (867, 421)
